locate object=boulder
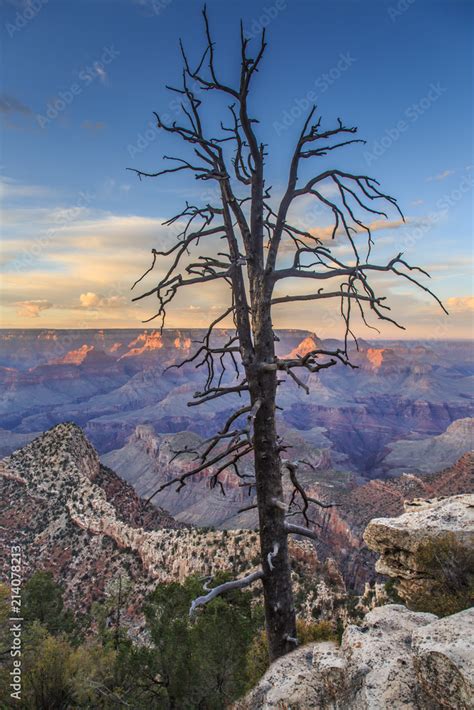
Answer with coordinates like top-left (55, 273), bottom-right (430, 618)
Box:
top-left (237, 495), bottom-right (474, 708)
top-left (413, 608), bottom-right (474, 709)
top-left (234, 641), bottom-right (345, 709)
top-left (340, 605), bottom-right (437, 709)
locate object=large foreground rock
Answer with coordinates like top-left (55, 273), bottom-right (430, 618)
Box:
top-left (236, 605), bottom-right (474, 709)
top-left (363, 494), bottom-right (474, 602)
top-left (234, 641), bottom-right (344, 709)
top-left (412, 608), bottom-right (474, 709)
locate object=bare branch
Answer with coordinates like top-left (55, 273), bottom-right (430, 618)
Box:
top-left (189, 569), bottom-right (264, 616)
top-left (284, 522), bottom-right (318, 541)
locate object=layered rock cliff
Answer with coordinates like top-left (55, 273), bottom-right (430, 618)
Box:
top-left (0, 424), bottom-right (340, 630)
top-left (378, 418), bottom-right (474, 477)
top-left (0, 424), bottom-right (260, 623)
top-left (364, 494), bottom-right (474, 605)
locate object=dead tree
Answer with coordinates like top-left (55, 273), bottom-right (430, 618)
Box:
top-left (129, 8), bottom-right (445, 661)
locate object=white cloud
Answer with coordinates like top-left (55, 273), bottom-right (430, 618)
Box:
top-left (79, 292), bottom-right (126, 309)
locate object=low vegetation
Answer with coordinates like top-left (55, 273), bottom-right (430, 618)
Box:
top-left (0, 571), bottom-right (345, 708)
top-left (409, 533), bottom-right (474, 616)
top-left (245, 618), bottom-right (336, 688)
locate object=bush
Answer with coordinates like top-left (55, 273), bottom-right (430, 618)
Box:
top-left (22, 571), bottom-right (76, 638)
top-left (144, 575), bottom-right (262, 708)
top-left (384, 578), bottom-right (403, 604)
top-left (245, 618), bottom-right (336, 688)
top-left (409, 533), bottom-right (474, 616)
top-left (297, 618), bottom-right (335, 644)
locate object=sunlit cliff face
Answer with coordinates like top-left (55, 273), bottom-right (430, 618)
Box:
top-left (366, 348), bottom-right (385, 370)
top-left (174, 336), bottom-right (191, 350)
top-left (123, 331), bottom-right (164, 358)
top-left (55, 344), bottom-right (94, 365)
top-left (285, 336), bottom-right (320, 359)
top-left (128, 331), bottom-right (163, 349)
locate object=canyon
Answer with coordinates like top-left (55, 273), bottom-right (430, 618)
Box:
top-left (0, 329), bottom-right (472, 479)
top-left (0, 329), bottom-right (472, 598)
top-left (0, 424), bottom-right (341, 631)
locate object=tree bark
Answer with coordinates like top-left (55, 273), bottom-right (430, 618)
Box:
top-left (248, 298), bottom-right (297, 661)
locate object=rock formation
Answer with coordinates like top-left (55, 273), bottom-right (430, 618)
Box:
top-left (0, 424), bottom-right (334, 630)
top-left (364, 494), bottom-right (474, 602)
top-left (0, 424), bottom-right (259, 628)
top-left (379, 418), bottom-right (474, 477)
top-left (236, 605), bottom-right (474, 709)
top-left (237, 494), bottom-right (474, 709)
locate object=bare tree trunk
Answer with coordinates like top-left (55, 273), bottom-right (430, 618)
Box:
top-left (249, 303), bottom-right (297, 660)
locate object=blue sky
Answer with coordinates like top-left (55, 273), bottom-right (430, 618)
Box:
top-left (1, 0), bottom-right (472, 337)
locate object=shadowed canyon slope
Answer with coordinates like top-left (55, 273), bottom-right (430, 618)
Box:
top-left (102, 420), bottom-right (473, 590)
top-left (1, 420), bottom-right (471, 605)
top-left (0, 425), bottom-right (349, 627)
top-left (0, 424), bottom-right (260, 627)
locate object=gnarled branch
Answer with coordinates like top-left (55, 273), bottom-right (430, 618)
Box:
top-left (189, 569), bottom-right (264, 616)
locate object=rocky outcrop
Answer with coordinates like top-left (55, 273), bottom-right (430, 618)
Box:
top-left (0, 423), bottom-right (185, 621)
top-left (412, 608), bottom-right (474, 709)
top-left (300, 454), bottom-right (474, 593)
top-left (363, 494), bottom-right (474, 602)
top-left (0, 423), bottom-right (258, 588)
top-left (236, 640), bottom-right (344, 709)
top-left (238, 494), bottom-right (474, 709)
top-left (237, 605), bottom-right (474, 709)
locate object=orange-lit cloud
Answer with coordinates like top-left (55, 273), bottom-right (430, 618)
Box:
top-left (2, 202), bottom-right (472, 339)
top-left (446, 296), bottom-right (474, 312)
top-left (14, 300), bottom-right (53, 318)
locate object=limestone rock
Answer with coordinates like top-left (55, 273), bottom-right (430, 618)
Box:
top-left (340, 605), bottom-right (437, 709)
top-left (236, 605), bottom-right (474, 709)
top-left (412, 608), bottom-right (474, 709)
top-left (234, 641), bottom-right (345, 709)
top-left (235, 604), bottom-right (439, 710)
top-left (363, 494), bottom-right (474, 602)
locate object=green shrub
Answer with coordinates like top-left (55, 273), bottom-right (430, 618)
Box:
top-left (409, 533), bottom-right (474, 616)
top-left (245, 618), bottom-right (336, 688)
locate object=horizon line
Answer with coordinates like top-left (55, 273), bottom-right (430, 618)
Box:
top-left (0, 326), bottom-right (472, 342)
